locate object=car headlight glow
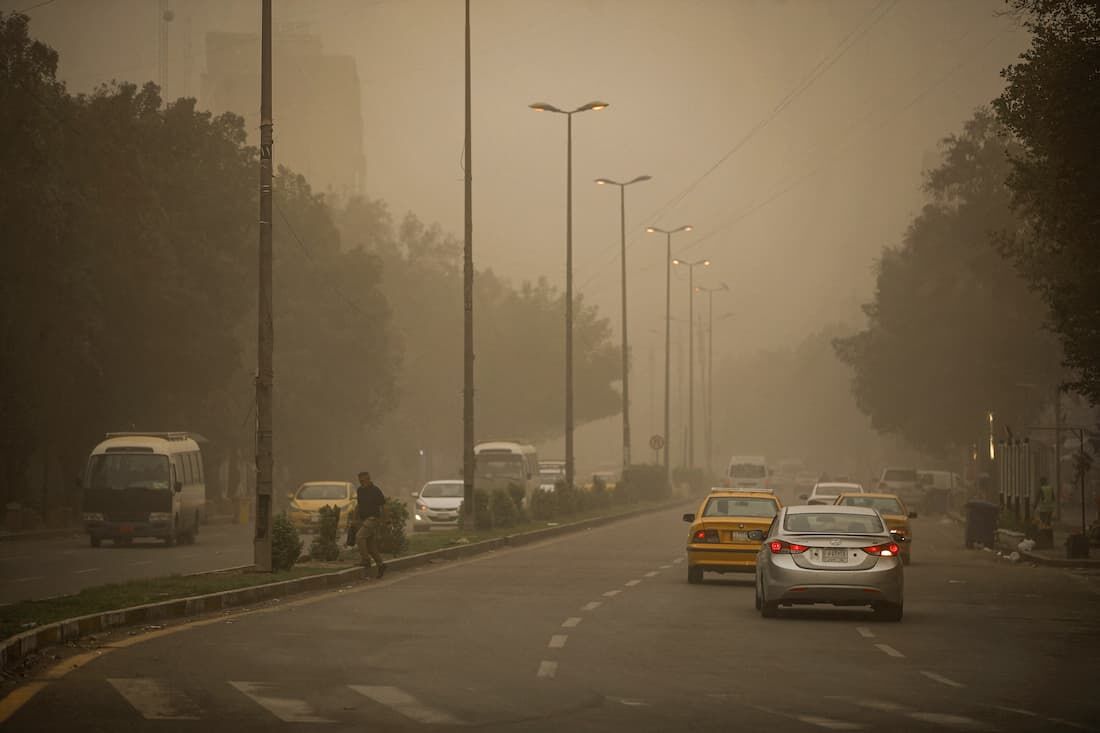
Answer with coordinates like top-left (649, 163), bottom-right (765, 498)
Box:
top-left (149, 512), bottom-right (172, 522)
top-left (83, 512), bottom-right (104, 522)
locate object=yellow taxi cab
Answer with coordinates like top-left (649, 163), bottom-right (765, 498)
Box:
top-left (833, 492), bottom-right (916, 565)
top-left (682, 490), bottom-right (782, 583)
top-left (287, 481), bottom-right (356, 533)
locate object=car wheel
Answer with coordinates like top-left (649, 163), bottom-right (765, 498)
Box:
top-left (760, 595), bottom-right (778, 618)
top-left (90, 536), bottom-right (101, 548)
top-left (754, 580), bottom-right (762, 610)
top-left (874, 602), bottom-right (903, 622)
top-left (687, 566), bottom-right (703, 584)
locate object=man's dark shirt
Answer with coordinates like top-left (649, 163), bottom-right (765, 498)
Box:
top-left (356, 482), bottom-right (386, 520)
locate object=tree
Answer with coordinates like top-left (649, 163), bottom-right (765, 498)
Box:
top-left (994, 0), bottom-right (1100, 404)
top-left (834, 110), bottom-right (1061, 455)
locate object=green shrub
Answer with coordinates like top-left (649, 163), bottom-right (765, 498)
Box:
top-left (272, 513), bottom-right (302, 571)
top-left (459, 489), bottom-right (493, 531)
top-left (309, 505), bottom-right (342, 561)
top-left (618, 464), bottom-right (670, 503)
top-left (378, 498), bottom-right (409, 554)
top-left (529, 486), bottom-right (557, 520)
top-left (489, 488), bottom-right (519, 528)
top-left (586, 478), bottom-right (612, 510)
top-left (554, 482), bottom-right (580, 515)
top-left (506, 482), bottom-right (527, 512)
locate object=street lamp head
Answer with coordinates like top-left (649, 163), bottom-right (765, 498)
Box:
top-left (703, 260), bottom-right (711, 267)
top-left (677, 225), bottom-right (693, 233)
top-left (672, 258), bottom-right (682, 266)
top-left (646, 227), bottom-right (659, 233)
top-left (529, 102), bottom-right (564, 113)
top-left (628, 175), bottom-right (652, 185)
top-left (576, 101), bottom-right (609, 112)
top-left (594, 178), bottom-right (616, 186)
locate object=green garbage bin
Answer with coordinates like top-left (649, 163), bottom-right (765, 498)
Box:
top-left (964, 500), bottom-right (998, 549)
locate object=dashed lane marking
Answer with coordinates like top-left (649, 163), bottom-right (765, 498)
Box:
top-left (855, 626), bottom-right (875, 638)
top-left (849, 699), bottom-right (907, 712)
top-left (874, 643), bottom-right (905, 658)
top-left (624, 579), bottom-right (641, 587)
top-left (659, 564), bottom-right (672, 569)
top-left (672, 557), bottom-right (684, 564)
top-left (108, 678), bottom-right (201, 720)
top-left (797, 715), bottom-right (865, 730)
top-left (229, 681), bottom-right (334, 723)
top-left (349, 685), bottom-right (463, 725)
top-left (548, 635), bottom-right (568, 649)
top-left (536, 661), bottom-right (558, 679)
top-left (644, 571), bottom-right (660, 577)
top-left (603, 590), bottom-right (621, 597)
top-left (130, 560), bottom-right (154, 566)
top-left (12, 576), bottom-right (44, 583)
top-left (608, 697), bottom-right (649, 707)
top-left (73, 568), bottom-right (101, 574)
top-left (562, 617), bottom-right (582, 628)
top-left (581, 601), bottom-right (602, 611)
top-left (985, 705), bottom-right (1037, 717)
top-left (920, 671), bottom-right (965, 688)
top-left (905, 712), bottom-right (988, 729)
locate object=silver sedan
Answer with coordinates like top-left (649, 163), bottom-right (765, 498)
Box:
top-left (755, 504), bottom-right (904, 621)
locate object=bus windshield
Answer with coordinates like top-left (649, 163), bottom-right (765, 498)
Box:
top-left (476, 455), bottom-right (525, 481)
top-left (86, 454), bottom-right (170, 491)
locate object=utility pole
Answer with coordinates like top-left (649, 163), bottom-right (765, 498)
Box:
top-left (672, 258), bottom-right (710, 470)
top-left (254, 0), bottom-right (274, 572)
top-left (1054, 384), bottom-right (1062, 521)
top-left (696, 283), bottom-right (728, 478)
top-left (462, 0), bottom-right (476, 527)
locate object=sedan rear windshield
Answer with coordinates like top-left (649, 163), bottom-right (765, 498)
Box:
top-left (784, 512), bottom-right (884, 534)
top-left (839, 496), bottom-right (904, 515)
top-left (421, 483), bottom-right (464, 498)
top-left (729, 463), bottom-right (766, 478)
top-left (297, 484), bottom-right (349, 500)
top-left (703, 497), bottom-right (777, 518)
top-left (883, 469), bottom-right (917, 482)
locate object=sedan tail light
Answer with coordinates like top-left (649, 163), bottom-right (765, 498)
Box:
top-left (692, 528), bottom-right (720, 543)
top-left (862, 543), bottom-right (901, 557)
top-left (768, 540), bottom-right (808, 554)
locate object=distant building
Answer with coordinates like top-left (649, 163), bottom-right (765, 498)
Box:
top-left (200, 30), bottom-right (366, 198)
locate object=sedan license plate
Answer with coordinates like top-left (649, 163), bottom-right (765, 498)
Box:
top-left (822, 548), bottom-right (848, 563)
top-left (727, 531), bottom-right (748, 542)
top-left (119, 524), bottom-right (133, 534)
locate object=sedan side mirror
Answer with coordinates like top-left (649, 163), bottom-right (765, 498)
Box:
top-left (747, 529), bottom-right (764, 541)
top-left (682, 513), bottom-right (695, 523)
top-left (174, 481), bottom-right (183, 493)
top-left (908, 511), bottom-right (918, 519)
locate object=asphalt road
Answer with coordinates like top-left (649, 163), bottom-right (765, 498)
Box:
top-left (4, 502), bottom-right (1099, 731)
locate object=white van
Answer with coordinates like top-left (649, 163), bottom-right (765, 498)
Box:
top-left (82, 432), bottom-right (206, 547)
top-left (474, 441), bottom-right (539, 503)
top-left (725, 455), bottom-right (770, 491)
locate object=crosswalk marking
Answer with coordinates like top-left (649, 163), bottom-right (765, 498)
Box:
top-left (108, 678), bottom-right (200, 720)
top-left (229, 681), bottom-right (334, 723)
top-left (349, 685), bottom-right (463, 725)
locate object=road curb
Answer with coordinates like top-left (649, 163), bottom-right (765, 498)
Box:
top-left (1018, 549), bottom-right (1100, 568)
top-left (0, 498), bottom-right (688, 673)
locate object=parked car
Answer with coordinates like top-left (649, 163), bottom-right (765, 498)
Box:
top-left (683, 490), bottom-right (782, 583)
top-left (755, 504), bottom-right (904, 621)
top-left (834, 492), bottom-right (917, 565)
top-left (804, 482), bottom-right (864, 505)
top-left (287, 481), bottom-right (356, 534)
top-left (412, 479), bottom-right (464, 531)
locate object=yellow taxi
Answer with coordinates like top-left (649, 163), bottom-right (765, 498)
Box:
top-left (833, 492), bottom-right (916, 565)
top-left (287, 481), bottom-right (356, 533)
top-left (683, 490), bottom-right (782, 583)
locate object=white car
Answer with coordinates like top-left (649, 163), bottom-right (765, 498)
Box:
top-left (804, 482), bottom-right (864, 506)
top-left (412, 480), bottom-right (464, 531)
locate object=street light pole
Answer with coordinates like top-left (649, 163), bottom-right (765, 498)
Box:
top-left (530, 100), bottom-right (609, 489)
top-left (462, 0), bottom-right (476, 529)
top-left (695, 283), bottom-right (728, 477)
top-left (595, 175), bottom-right (651, 472)
top-left (646, 226), bottom-right (692, 482)
top-left (672, 258), bottom-right (710, 470)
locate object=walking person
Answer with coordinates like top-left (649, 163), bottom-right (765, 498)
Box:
top-left (353, 471), bottom-right (387, 578)
top-left (1035, 476), bottom-right (1055, 529)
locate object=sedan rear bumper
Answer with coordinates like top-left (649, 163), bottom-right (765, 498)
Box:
top-left (687, 545), bottom-right (759, 573)
top-left (762, 557), bottom-right (903, 606)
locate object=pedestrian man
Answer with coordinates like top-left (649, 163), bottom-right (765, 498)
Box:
top-left (1035, 476), bottom-right (1055, 529)
top-left (354, 471), bottom-right (387, 578)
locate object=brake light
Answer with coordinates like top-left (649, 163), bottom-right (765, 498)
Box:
top-left (768, 540), bottom-right (808, 554)
top-left (862, 543), bottom-right (901, 557)
top-left (692, 528), bottom-right (720, 543)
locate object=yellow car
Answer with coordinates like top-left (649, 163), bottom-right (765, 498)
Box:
top-left (287, 481), bottom-right (356, 533)
top-left (683, 490), bottom-right (782, 583)
top-left (834, 492), bottom-right (916, 565)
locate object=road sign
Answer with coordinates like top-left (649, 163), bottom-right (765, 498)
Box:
top-left (649, 434), bottom-right (665, 451)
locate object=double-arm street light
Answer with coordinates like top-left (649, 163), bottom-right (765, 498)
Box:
top-left (672, 258), bottom-right (710, 470)
top-left (646, 225), bottom-right (693, 479)
top-left (595, 175), bottom-right (651, 471)
top-left (530, 100), bottom-right (609, 489)
top-left (695, 284), bottom-right (730, 477)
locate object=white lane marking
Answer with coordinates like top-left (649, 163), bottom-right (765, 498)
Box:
top-left (855, 626), bottom-right (875, 638)
top-left (74, 568), bottom-right (101, 574)
top-left (548, 635), bottom-right (568, 649)
top-left (130, 560), bottom-right (154, 566)
top-left (229, 681), bottom-right (334, 723)
top-left (672, 557), bottom-right (684, 564)
top-left (796, 715), bottom-right (865, 730)
top-left (905, 712), bottom-right (987, 729)
top-left (349, 685), bottom-right (462, 725)
top-left (561, 617), bottom-right (582, 628)
top-left (920, 670), bottom-right (965, 688)
top-left (603, 590), bottom-right (621, 597)
top-left (986, 705), bottom-right (1037, 717)
top-left (581, 601), bottom-right (602, 611)
top-left (644, 571), bottom-right (660, 578)
top-left (536, 661), bottom-right (558, 679)
top-left (179, 554), bottom-right (199, 559)
top-left (624, 579), bottom-right (641, 587)
top-left (850, 699), bottom-right (907, 712)
top-left (659, 564), bottom-right (672, 569)
top-left (13, 576), bottom-right (45, 583)
top-left (608, 697), bottom-right (649, 707)
top-left (108, 678), bottom-right (200, 720)
top-left (874, 643), bottom-right (905, 658)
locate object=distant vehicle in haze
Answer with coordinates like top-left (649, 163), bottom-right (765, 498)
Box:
top-left (772, 458), bottom-right (805, 491)
top-left (834, 492), bottom-right (917, 565)
top-left (537, 459), bottom-right (565, 492)
top-left (286, 480), bottom-right (356, 534)
top-left (804, 482), bottom-right (864, 505)
top-left (755, 504), bottom-right (904, 621)
top-left (877, 467), bottom-right (922, 508)
top-left (411, 479), bottom-right (464, 531)
top-left (683, 490), bottom-right (782, 583)
top-left (917, 470), bottom-right (963, 492)
top-left (475, 441), bottom-right (539, 502)
top-left (82, 432), bottom-right (206, 547)
top-left (725, 455), bottom-right (770, 491)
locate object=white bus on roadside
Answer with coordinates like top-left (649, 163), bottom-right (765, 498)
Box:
top-left (474, 441), bottom-right (539, 503)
